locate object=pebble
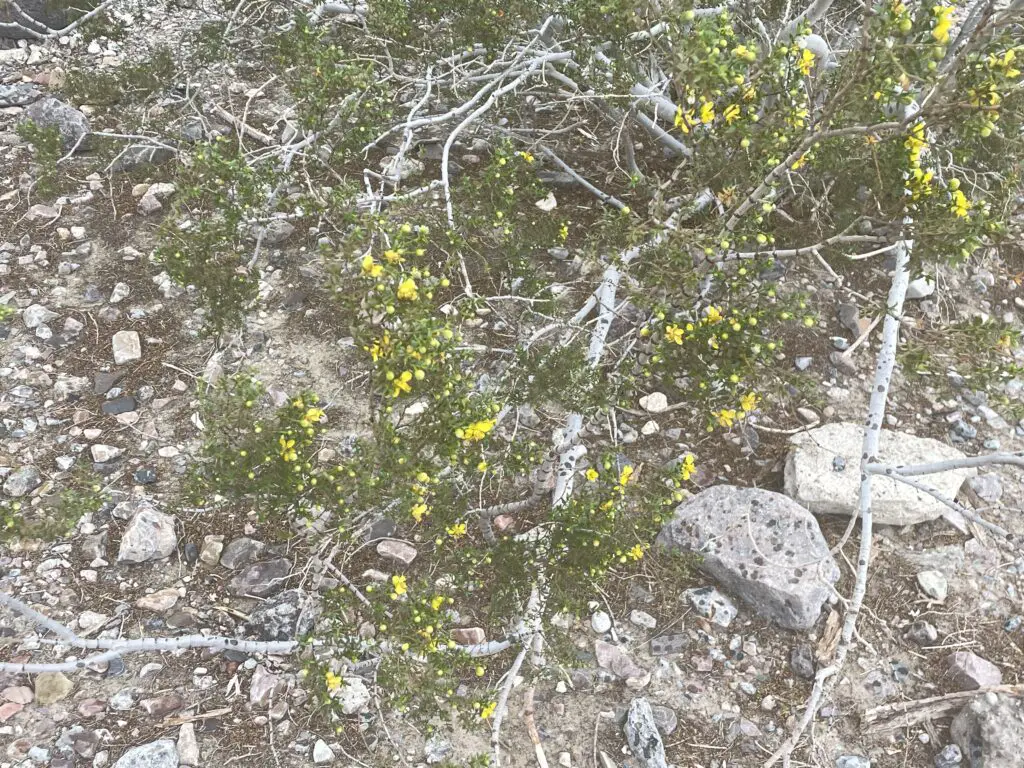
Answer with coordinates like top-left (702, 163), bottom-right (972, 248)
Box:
top-left (177, 723), bottom-right (200, 766)
top-left (917, 570), bottom-right (949, 601)
top-left (312, 739), bottom-right (334, 764)
top-left (591, 610), bottom-right (612, 634)
top-left (629, 610), bottom-right (657, 629)
top-left (111, 330), bottom-right (142, 364)
top-left (376, 539), bottom-right (417, 565)
top-left (836, 757), bottom-right (870, 768)
top-left (946, 651), bottom-right (1003, 690)
top-left (790, 644), bottom-right (816, 680)
top-left (639, 391), bottom-right (669, 413)
top-left (111, 739), bottom-right (178, 768)
top-left (34, 672), bottom-right (73, 705)
top-left (934, 744), bottom-right (962, 767)
top-left (907, 620), bottom-right (938, 645)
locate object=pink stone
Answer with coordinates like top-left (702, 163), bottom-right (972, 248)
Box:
top-left (0, 701), bottom-right (23, 722)
top-left (451, 627), bottom-right (486, 645)
top-left (2, 686), bottom-right (33, 704)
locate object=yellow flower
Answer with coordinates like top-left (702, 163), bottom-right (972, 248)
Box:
top-left (732, 44), bottom-right (756, 62)
top-left (679, 454), bottom-right (696, 482)
top-left (791, 153), bottom-right (808, 170)
top-left (705, 306), bottom-right (723, 324)
top-left (699, 101), bottom-right (715, 124)
top-left (431, 595), bottom-right (445, 611)
top-left (674, 105), bottom-right (696, 133)
top-left (932, 4), bottom-right (954, 44)
top-left (480, 701), bottom-right (497, 719)
top-left (585, 467), bottom-right (599, 481)
top-left (458, 418), bottom-right (496, 442)
top-left (391, 574), bottom-right (407, 596)
top-left (391, 370), bottom-right (413, 397)
top-left (619, 465), bottom-right (634, 486)
top-left (665, 324), bottom-right (685, 345)
top-left (299, 407), bottom-right (324, 428)
top-left (627, 544), bottom-right (645, 561)
top-left (383, 249), bottom-right (404, 264)
top-left (951, 189), bottom-right (971, 218)
top-left (411, 503), bottom-right (429, 522)
top-left (325, 671), bottom-right (343, 691)
top-left (446, 522), bottom-right (467, 539)
top-left (517, 151), bottom-right (534, 163)
top-left (740, 392), bottom-right (759, 413)
top-left (716, 409), bottom-right (738, 428)
top-left (797, 47), bottom-right (816, 76)
top-left (278, 436), bottom-right (297, 462)
top-left (361, 254), bottom-right (383, 278)
top-left (723, 104), bottom-right (741, 124)
top-left (397, 277), bottom-right (419, 300)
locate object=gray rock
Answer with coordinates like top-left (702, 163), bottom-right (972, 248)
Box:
top-left (951, 693), bottom-right (1024, 767)
top-left (112, 331), bottom-right (142, 364)
top-left (333, 677), bottom-right (371, 714)
top-left (935, 744), bottom-right (962, 768)
top-left (624, 698), bottom-right (668, 768)
top-left (649, 634), bottom-right (688, 655)
top-left (312, 739), bottom-right (334, 764)
top-left (591, 610), bottom-right (612, 634)
top-left (918, 569), bottom-right (949, 601)
top-left (836, 758), bottom-right (870, 768)
top-left (219, 537), bottom-right (265, 569)
top-left (112, 740), bottom-right (178, 768)
top-left (4, 466), bottom-right (41, 497)
top-left (650, 705), bottom-right (677, 736)
top-left (795, 356), bottom-right (813, 371)
top-left (907, 621), bottom-right (939, 645)
top-left (424, 735), bottom-right (452, 764)
top-left (251, 219), bottom-right (295, 245)
top-left (117, 502), bottom-right (177, 563)
top-left (629, 610), bottom-right (657, 629)
top-left (658, 486), bottom-right (839, 630)
top-left (947, 652), bottom-right (1003, 690)
top-left (790, 643), bottom-right (816, 679)
top-left (907, 277), bottom-right (935, 299)
top-left (176, 724), bottom-right (199, 767)
top-left (682, 586), bottom-right (737, 628)
top-left (837, 303), bottom-right (861, 336)
top-left (228, 558), bottom-right (290, 597)
top-left (22, 97), bottom-right (90, 152)
top-left (785, 422), bottom-right (974, 526)
top-left (110, 146), bottom-right (176, 174)
top-left (595, 641), bottom-right (649, 687)
top-left (249, 664), bottom-right (285, 706)
top-left (376, 538), bottom-right (417, 565)
top-left (91, 444), bottom-right (123, 463)
top-left (965, 475), bottom-right (1002, 506)
top-left (23, 303), bottom-right (58, 328)
top-left (0, 84), bottom-right (42, 107)
top-left (246, 589), bottom-right (320, 641)
top-left (199, 536), bottom-right (223, 566)
top-left (0, 0), bottom-right (67, 40)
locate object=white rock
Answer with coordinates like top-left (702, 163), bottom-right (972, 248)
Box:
top-left (906, 277), bottom-right (935, 299)
top-left (535, 192), bottom-right (557, 212)
top-left (917, 570), bottom-right (948, 601)
top-left (23, 304), bottom-right (58, 329)
top-left (112, 330), bottom-right (141, 364)
top-left (312, 740), bottom-right (334, 764)
top-left (109, 282), bottom-right (131, 303)
top-left (136, 588), bottom-right (180, 612)
top-left (177, 723), bottom-right (199, 766)
top-left (91, 444), bottom-right (122, 463)
top-left (591, 610), bottom-right (612, 634)
top-left (78, 611), bottom-right (108, 631)
top-left (629, 610), bottom-right (657, 629)
top-left (639, 392), bottom-right (669, 413)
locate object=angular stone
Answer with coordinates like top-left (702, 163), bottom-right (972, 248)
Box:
top-left (2, 686), bottom-right (33, 704)
top-left (23, 303), bottom-right (58, 328)
top-left (22, 97), bottom-right (90, 151)
top-left (91, 444), bottom-right (123, 463)
top-left (918, 570), bottom-right (949, 601)
top-left (624, 698), bottom-right (668, 768)
top-left (947, 652), bottom-right (1003, 691)
top-left (965, 474), bottom-right (1002, 506)
top-left (199, 536), bottom-right (223, 566)
top-left (951, 694), bottom-right (1024, 768)
top-left (649, 634), bottom-right (688, 656)
top-left (595, 640), bottom-right (648, 687)
top-left (682, 586), bottom-right (737, 628)
top-left (34, 672), bottom-right (73, 705)
top-left (112, 330), bottom-right (142, 364)
top-left (140, 693), bottom-right (185, 717)
top-left (790, 644), bottom-right (816, 679)
top-left (228, 558), bottom-right (290, 597)
top-left (639, 392), bottom-right (669, 413)
top-left (333, 677), bottom-right (371, 715)
top-left (785, 423), bottom-right (974, 526)
top-left (246, 589), bottom-right (320, 641)
top-left (177, 723), bottom-right (199, 767)
top-left (4, 466), bottom-right (41, 497)
top-left (219, 537), bottom-right (265, 569)
top-left (658, 486), bottom-right (839, 630)
top-left (111, 739), bottom-right (178, 768)
top-left (451, 627), bottom-right (486, 645)
top-left (0, 701), bottom-right (23, 722)
top-left (249, 664), bottom-right (285, 706)
top-left (376, 539), bottom-right (417, 565)
top-left (117, 501), bottom-right (177, 563)
top-left (312, 739), bottom-right (334, 764)
top-left (629, 610), bottom-right (657, 629)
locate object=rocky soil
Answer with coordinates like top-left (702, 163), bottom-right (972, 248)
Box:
top-left (3, 9), bottom-right (1024, 768)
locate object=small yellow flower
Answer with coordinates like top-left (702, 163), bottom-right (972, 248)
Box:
top-left (619, 465), bottom-right (634, 486)
top-left (411, 503), bottom-right (429, 522)
top-left (431, 595), bottom-right (445, 611)
top-left (585, 467), bottom-right (599, 481)
top-left (299, 407), bottom-right (324, 428)
top-left (383, 249), bottom-right (404, 264)
top-left (723, 104), bottom-right (741, 124)
top-left (674, 105), bottom-right (696, 133)
top-left (325, 671), bottom-right (343, 691)
top-left (480, 701), bottom-right (497, 719)
top-left (361, 254), bottom-right (383, 278)
top-left (679, 454), bottom-right (696, 482)
top-left (397, 277), bottom-right (419, 301)
top-left (740, 392), bottom-right (759, 413)
top-left (797, 47), bottom-right (816, 76)
top-left (458, 418), bottom-right (496, 442)
top-left (932, 4), bottom-right (954, 44)
top-left (705, 306), bottom-right (723, 324)
top-left (951, 188), bottom-right (971, 218)
top-left (391, 574), bottom-right (407, 596)
top-left (716, 409), bottom-right (738, 428)
top-left (391, 370), bottom-right (413, 397)
top-left (446, 522), bottom-right (467, 539)
top-left (699, 101), bottom-right (715, 124)
top-left (665, 324), bottom-right (685, 345)
top-left (627, 544), bottom-right (645, 560)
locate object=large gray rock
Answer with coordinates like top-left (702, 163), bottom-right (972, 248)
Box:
top-left (246, 589), bottom-right (320, 640)
top-left (0, 84), bottom-right (42, 107)
top-left (625, 698), bottom-right (668, 768)
top-left (228, 558), bottom-right (290, 597)
top-left (22, 97), bottom-right (90, 152)
top-left (117, 501), bottom-right (177, 563)
top-left (785, 422), bottom-right (974, 526)
top-left (4, 466), bottom-right (42, 497)
top-left (112, 739), bottom-right (178, 768)
top-left (657, 485), bottom-right (839, 630)
top-left (951, 693), bottom-right (1024, 767)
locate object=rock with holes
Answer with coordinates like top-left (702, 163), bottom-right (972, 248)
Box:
top-left (22, 97), bottom-right (89, 151)
top-left (111, 739), bottom-right (178, 768)
top-left (951, 692), bottom-right (1024, 767)
top-left (246, 589), bottom-right (320, 641)
top-left (624, 698), bottom-right (668, 768)
top-left (784, 422), bottom-right (974, 526)
top-left (657, 485), bottom-right (838, 630)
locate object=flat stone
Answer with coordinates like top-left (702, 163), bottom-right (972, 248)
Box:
top-left (91, 444), bottom-right (123, 463)
top-left (111, 739), bottom-right (178, 768)
top-left (906, 621), bottom-right (938, 645)
top-left (376, 539), bottom-right (417, 565)
top-left (951, 694), bottom-right (1024, 767)
top-left (23, 303), bottom-right (58, 328)
top-left (639, 392), bottom-right (669, 413)
top-left (228, 558), bottom-right (291, 597)
top-left (117, 501), bottom-right (177, 563)
top-left (135, 588), bottom-right (179, 612)
top-left (34, 672), bottom-right (73, 705)
top-left (177, 723), bottom-right (199, 767)
top-left (0, 702), bottom-right (22, 722)
top-left (629, 610), bottom-right (657, 629)
top-left (595, 640), bottom-right (649, 687)
top-left (22, 97), bottom-right (89, 151)
top-left (249, 664), bottom-right (285, 706)
top-left (965, 474), bottom-right (1002, 506)
top-left (836, 757), bottom-right (870, 768)
top-left (451, 627), bottom-right (486, 645)
top-left (219, 537), bottom-right (265, 569)
top-left (624, 698), bottom-right (668, 768)
top-left (112, 330), bottom-right (141, 364)
top-left (102, 395), bottom-right (137, 415)
top-left (140, 693), bottom-right (184, 717)
top-left (947, 652), bottom-right (1003, 690)
top-left (246, 589), bottom-right (320, 641)
top-left (682, 586), bottom-right (737, 628)
top-left (2, 686), bottom-right (33, 704)
top-left (649, 634), bottom-right (688, 656)
top-left (312, 740), bottom-right (334, 764)
top-left (906, 277), bottom-right (935, 299)
top-left (333, 677), bottom-right (371, 714)
top-left (199, 535), bottom-right (224, 566)
top-left (918, 570), bottom-right (949, 601)
top-left (658, 485), bottom-right (839, 630)
top-left (785, 422), bottom-right (974, 526)
top-left (94, 371), bottom-right (124, 395)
